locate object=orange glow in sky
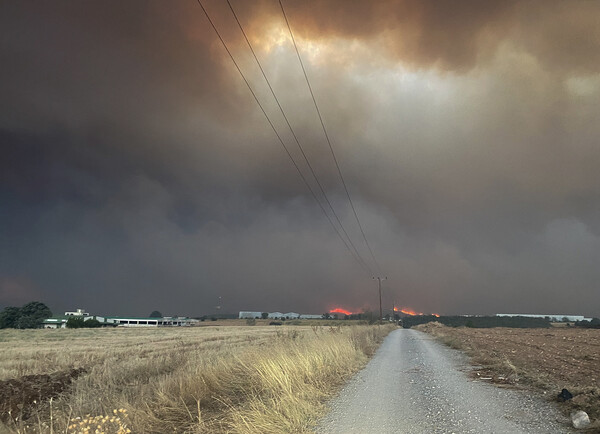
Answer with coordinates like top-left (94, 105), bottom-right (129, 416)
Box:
top-left (330, 307), bottom-right (352, 315)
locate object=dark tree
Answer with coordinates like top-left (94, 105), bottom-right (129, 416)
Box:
top-left (16, 302), bottom-right (52, 329)
top-left (0, 306), bottom-right (21, 329)
top-left (149, 311), bottom-right (163, 318)
top-left (261, 312), bottom-right (269, 319)
top-left (17, 316), bottom-right (41, 329)
top-left (577, 318), bottom-right (600, 329)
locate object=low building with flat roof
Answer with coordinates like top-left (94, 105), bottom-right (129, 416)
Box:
top-left (65, 308), bottom-right (89, 317)
top-left (239, 311), bottom-right (325, 320)
top-left (43, 314), bottom-right (104, 328)
top-left (104, 316), bottom-right (197, 327)
top-left (299, 314), bottom-right (323, 319)
top-left (239, 311), bottom-right (264, 319)
top-left (496, 313), bottom-right (592, 322)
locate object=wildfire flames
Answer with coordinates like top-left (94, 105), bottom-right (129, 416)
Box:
top-left (399, 308), bottom-right (424, 316)
top-left (394, 307), bottom-right (440, 317)
top-left (330, 308), bottom-right (352, 315)
top-left (329, 307), bottom-right (440, 317)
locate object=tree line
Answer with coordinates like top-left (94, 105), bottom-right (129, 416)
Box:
top-left (575, 318), bottom-right (600, 328)
top-left (401, 315), bottom-right (551, 329)
top-left (0, 301), bottom-right (52, 329)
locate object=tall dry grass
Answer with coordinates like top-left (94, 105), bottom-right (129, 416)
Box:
top-left (1, 324), bottom-right (394, 433)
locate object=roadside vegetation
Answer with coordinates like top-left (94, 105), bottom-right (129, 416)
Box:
top-left (417, 322), bottom-right (600, 430)
top-left (0, 324), bottom-right (394, 433)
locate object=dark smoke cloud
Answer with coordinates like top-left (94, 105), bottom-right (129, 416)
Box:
top-left (1, 1), bottom-right (599, 317)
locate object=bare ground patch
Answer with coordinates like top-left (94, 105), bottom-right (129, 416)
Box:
top-left (0, 368), bottom-right (85, 425)
top-left (416, 323), bottom-right (600, 430)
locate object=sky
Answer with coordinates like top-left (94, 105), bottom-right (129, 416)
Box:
top-left (1, 0), bottom-right (599, 318)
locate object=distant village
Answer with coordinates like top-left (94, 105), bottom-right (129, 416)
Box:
top-left (42, 308), bottom-right (198, 328)
top-left (41, 308), bottom-right (329, 328)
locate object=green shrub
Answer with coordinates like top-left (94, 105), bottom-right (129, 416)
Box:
top-left (67, 317), bottom-right (86, 328)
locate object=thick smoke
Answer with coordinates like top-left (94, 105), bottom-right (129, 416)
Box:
top-left (1, 1), bottom-right (599, 316)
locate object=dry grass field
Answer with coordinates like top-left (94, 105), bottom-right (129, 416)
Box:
top-left (417, 323), bottom-right (600, 429)
top-left (0, 324), bottom-right (394, 433)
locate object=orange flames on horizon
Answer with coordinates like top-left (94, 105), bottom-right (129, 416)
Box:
top-left (395, 307), bottom-right (440, 317)
top-left (329, 307), bottom-right (440, 317)
top-left (330, 308), bottom-right (352, 316)
top-left (399, 308), bottom-right (424, 316)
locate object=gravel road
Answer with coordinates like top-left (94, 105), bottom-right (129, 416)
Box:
top-left (317, 329), bottom-right (573, 434)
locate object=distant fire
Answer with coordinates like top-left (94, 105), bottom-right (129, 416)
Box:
top-left (330, 307), bottom-right (439, 317)
top-left (396, 307), bottom-right (440, 317)
top-left (330, 308), bottom-right (352, 316)
top-left (399, 308), bottom-right (423, 316)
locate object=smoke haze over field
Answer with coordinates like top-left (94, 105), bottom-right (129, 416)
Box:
top-left (1, 1), bottom-right (599, 317)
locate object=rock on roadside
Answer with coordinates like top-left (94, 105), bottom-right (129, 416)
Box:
top-left (571, 410), bottom-right (590, 429)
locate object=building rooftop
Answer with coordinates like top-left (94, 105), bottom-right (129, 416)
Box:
top-left (43, 316), bottom-right (69, 321)
top-left (104, 316), bottom-right (190, 320)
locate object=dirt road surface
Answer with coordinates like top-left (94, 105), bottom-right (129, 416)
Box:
top-left (317, 329), bottom-right (572, 433)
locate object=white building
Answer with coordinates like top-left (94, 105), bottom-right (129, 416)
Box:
top-left (42, 317), bottom-right (68, 328)
top-left (239, 311), bottom-right (264, 319)
top-left (104, 316), bottom-right (197, 327)
top-left (43, 308), bottom-right (197, 328)
top-left (299, 314), bottom-right (323, 319)
top-left (65, 308), bottom-right (89, 317)
top-left (43, 311), bottom-right (104, 329)
top-left (496, 314), bottom-right (592, 322)
top-left (239, 311), bottom-right (325, 320)
top-left (43, 308), bottom-right (91, 328)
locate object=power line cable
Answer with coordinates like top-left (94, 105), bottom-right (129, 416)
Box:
top-left (225, 0), bottom-right (373, 275)
top-left (278, 0), bottom-right (383, 275)
top-left (195, 0), bottom-right (371, 274)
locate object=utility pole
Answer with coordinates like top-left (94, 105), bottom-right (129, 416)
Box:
top-left (215, 296), bottom-right (222, 318)
top-left (373, 276), bottom-right (387, 322)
